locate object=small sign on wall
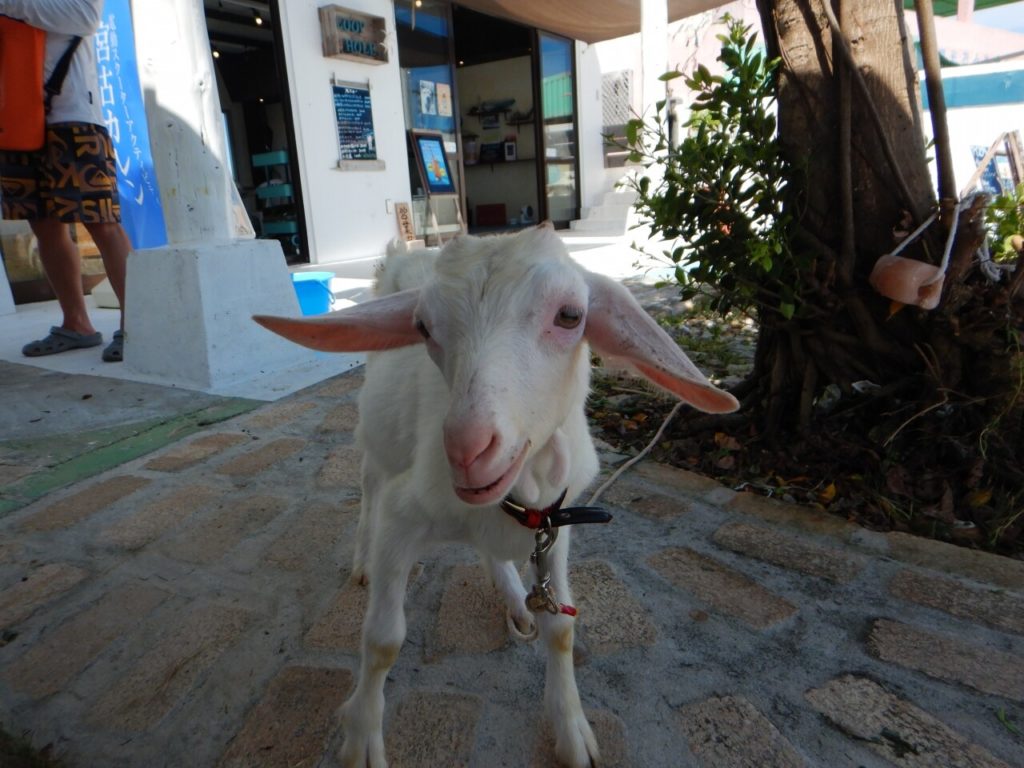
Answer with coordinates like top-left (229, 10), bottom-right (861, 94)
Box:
top-left (333, 78), bottom-right (384, 171)
top-left (395, 203), bottom-right (416, 241)
top-left (319, 5), bottom-right (387, 64)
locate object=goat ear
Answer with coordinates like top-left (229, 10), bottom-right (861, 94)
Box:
top-left (584, 273), bottom-right (739, 414)
top-left (254, 288), bottom-right (423, 352)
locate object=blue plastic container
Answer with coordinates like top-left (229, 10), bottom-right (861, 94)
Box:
top-left (291, 271), bottom-right (335, 315)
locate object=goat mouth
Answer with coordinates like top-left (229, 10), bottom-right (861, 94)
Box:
top-left (453, 444), bottom-right (529, 506)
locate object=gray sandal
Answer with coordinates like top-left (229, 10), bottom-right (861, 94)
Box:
top-left (22, 326), bottom-right (103, 357)
top-left (102, 330), bottom-right (125, 362)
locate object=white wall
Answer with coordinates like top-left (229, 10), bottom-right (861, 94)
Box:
top-left (921, 61), bottom-right (1024, 196)
top-left (277, 0), bottom-right (412, 271)
top-left (576, 41), bottom-right (605, 213)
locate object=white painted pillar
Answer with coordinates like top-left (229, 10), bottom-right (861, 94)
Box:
top-left (124, 0), bottom-right (307, 392)
top-left (957, 0), bottom-right (974, 24)
top-left (0, 268), bottom-right (15, 316)
top-left (640, 0), bottom-right (669, 120)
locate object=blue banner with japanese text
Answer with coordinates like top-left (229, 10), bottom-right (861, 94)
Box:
top-left (96, 0), bottom-right (167, 249)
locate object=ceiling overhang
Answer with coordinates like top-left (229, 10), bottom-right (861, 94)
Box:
top-left (450, 0), bottom-right (732, 43)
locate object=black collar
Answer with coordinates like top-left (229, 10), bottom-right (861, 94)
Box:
top-left (501, 489), bottom-right (613, 529)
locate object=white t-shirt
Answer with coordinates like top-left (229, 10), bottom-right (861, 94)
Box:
top-left (0, 0), bottom-right (104, 126)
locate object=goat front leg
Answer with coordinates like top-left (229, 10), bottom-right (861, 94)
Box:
top-left (537, 527), bottom-right (600, 767)
top-left (339, 534), bottom-right (417, 768)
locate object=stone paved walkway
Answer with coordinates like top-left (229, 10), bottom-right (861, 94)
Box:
top-left (1, 367), bottom-right (1022, 768)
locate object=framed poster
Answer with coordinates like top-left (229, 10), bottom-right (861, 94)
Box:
top-left (333, 80), bottom-right (378, 164)
top-left (410, 131), bottom-right (456, 195)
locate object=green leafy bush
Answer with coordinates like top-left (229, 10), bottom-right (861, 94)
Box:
top-left (985, 182), bottom-right (1024, 262)
top-left (624, 16), bottom-right (805, 320)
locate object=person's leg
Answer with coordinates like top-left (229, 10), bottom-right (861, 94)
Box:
top-left (29, 217), bottom-right (96, 336)
top-left (44, 122), bottom-right (131, 361)
top-left (84, 221), bottom-right (129, 331)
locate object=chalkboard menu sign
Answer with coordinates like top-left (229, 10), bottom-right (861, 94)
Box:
top-left (333, 82), bottom-right (377, 162)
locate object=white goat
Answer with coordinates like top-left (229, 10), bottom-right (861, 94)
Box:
top-left (255, 224), bottom-right (737, 768)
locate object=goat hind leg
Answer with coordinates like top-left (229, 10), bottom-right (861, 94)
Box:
top-left (481, 554), bottom-right (535, 640)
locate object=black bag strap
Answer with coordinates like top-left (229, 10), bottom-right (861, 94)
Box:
top-left (43, 35), bottom-right (83, 114)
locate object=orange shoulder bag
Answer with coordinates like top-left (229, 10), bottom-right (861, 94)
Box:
top-left (0, 16), bottom-right (81, 151)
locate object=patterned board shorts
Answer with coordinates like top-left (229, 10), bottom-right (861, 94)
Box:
top-left (0, 122), bottom-right (122, 224)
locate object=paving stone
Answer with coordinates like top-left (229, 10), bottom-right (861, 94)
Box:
top-left (571, 560), bottom-right (657, 655)
top-left (18, 475), bottom-right (151, 532)
top-left (163, 494), bottom-right (289, 565)
top-left (217, 666), bottom-right (352, 768)
top-left (530, 708), bottom-right (630, 768)
top-left (889, 569), bottom-right (1024, 635)
top-left (603, 480), bottom-right (692, 520)
top-left (2, 583), bottom-right (169, 698)
top-left (431, 564), bottom-right (507, 659)
top-left (305, 582), bottom-right (368, 652)
top-left (726, 490), bottom-right (856, 539)
top-left (88, 602), bottom-right (251, 731)
top-left (97, 484), bottom-right (224, 550)
top-left (264, 499), bottom-right (348, 571)
top-left (885, 532), bottom-right (1024, 591)
top-left (0, 562), bottom-right (89, 630)
top-left (647, 547), bottom-right (797, 629)
top-left (215, 437), bottom-right (307, 478)
top-left (0, 463), bottom-right (34, 485)
top-left (0, 540), bottom-right (21, 564)
top-left (143, 432), bottom-right (249, 472)
top-left (385, 690), bottom-right (481, 768)
top-left (309, 372), bottom-right (363, 399)
top-left (712, 522), bottom-right (864, 583)
top-left (242, 400), bottom-right (319, 430)
top-left (316, 445), bottom-right (363, 489)
top-left (633, 462), bottom-right (726, 496)
top-left (868, 619), bottom-right (1024, 702)
top-left (678, 694), bottom-right (806, 768)
top-left (318, 402), bottom-right (360, 434)
top-left (806, 675), bottom-right (1013, 768)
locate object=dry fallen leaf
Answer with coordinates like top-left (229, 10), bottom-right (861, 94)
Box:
top-left (818, 482), bottom-right (837, 504)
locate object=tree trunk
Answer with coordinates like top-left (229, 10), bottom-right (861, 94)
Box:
top-left (750, 0), bottom-right (967, 431)
top-left (743, 0), bottom-right (1022, 551)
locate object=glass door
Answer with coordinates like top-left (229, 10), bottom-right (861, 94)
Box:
top-left (537, 32), bottom-right (579, 227)
top-left (396, 1), bottom-right (463, 241)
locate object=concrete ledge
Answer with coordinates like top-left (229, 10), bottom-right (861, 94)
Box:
top-left (124, 239), bottom-right (310, 390)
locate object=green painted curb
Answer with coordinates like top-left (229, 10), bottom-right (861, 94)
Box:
top-left (0, 398), bottom-right (259, 517)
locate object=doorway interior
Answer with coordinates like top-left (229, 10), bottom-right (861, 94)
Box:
top-left (395, 3), bottom-right (581, 237)
top-left (452, 7), bottom-right (540, 233)
top-left (203, 0), bottom-right (308, 263)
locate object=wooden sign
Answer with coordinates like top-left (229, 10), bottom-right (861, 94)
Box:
top-left (395, 203), bottom-right (416, 241)
top-left (318, 5), bottom-right (387, 64)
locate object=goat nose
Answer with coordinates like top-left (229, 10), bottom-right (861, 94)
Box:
top-left (443, 424), bottom-right (499, 470)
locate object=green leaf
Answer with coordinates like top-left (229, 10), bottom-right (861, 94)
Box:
top-left (658, 70), bottom-right (685, 82)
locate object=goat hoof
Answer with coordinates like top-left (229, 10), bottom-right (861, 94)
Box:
top-left (506, 608), bottom-right (538, 642)
top-left (338, 728), bottom-right (387, 768)
top-left (555, 713), bottom-right (600, 768)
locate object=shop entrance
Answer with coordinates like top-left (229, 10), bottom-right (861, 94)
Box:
top-left (453, 7), bottom-right (580, 232)
top-left (203, 0), bottom-right (308, 263)
top-left (395, 3), bottom-right (580, 240)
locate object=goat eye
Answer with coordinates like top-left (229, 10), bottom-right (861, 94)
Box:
top-left (554, 306), bottom-right (583, 329)
top-left (415, 319), bottom-right (431, 340)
